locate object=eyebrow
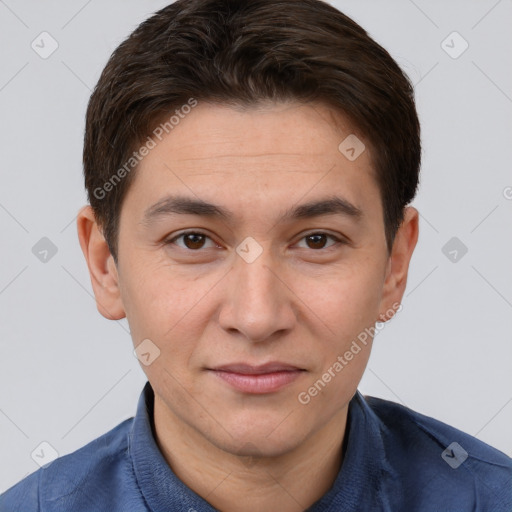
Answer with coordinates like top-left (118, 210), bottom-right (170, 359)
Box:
top-left (142, 194), bottom-right (363, 227)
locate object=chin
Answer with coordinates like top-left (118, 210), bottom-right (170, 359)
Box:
top-left (205, 413), bottom-right (310, 458)
top-left (218, 432), bottom-right (304, 461)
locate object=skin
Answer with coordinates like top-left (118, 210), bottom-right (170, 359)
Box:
top-left (77, 101), bottom-right (419, 512)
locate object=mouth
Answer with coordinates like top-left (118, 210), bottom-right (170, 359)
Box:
top-left (207, 362), bottom-right (306, 394)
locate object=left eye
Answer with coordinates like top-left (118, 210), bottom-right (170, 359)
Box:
top-left (295, 233), bottom-right (341, 250)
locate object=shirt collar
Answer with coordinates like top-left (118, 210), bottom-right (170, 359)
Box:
top-left (129, 382), bottom-right (217, 511)
top-left (307, 391), bottom-right (397, 511)
top-left (129, 382), bottom-right (394, 511)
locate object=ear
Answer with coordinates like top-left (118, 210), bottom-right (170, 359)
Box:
top-left (377, 206), bottom-right (419, 322)
top-left (76, 205), bottom-right (126, 320)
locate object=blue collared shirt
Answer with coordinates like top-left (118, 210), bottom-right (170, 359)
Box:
top-left (2, 382), bottom-right (511, 511)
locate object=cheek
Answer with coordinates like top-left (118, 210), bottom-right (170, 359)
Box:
top-left (294, 266), bottom-right (381, 410)
top-left (292, 259), bottom-right (384, 342)
top-left (118, 257), bottom-right (176, 342)
top-left (120, 259), bottom-right (217, 361)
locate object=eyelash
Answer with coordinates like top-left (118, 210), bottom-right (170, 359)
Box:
top-left (164, 230), bottom-right (346, 252)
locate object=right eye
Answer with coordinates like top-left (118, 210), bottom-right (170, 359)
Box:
top-left (164, 231), bottom-right (219, 251)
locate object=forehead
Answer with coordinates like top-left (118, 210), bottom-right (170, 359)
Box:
top-left (149, 101), bottom-right (366, 165)
top-left (123, 100), bottom-right (380, 223)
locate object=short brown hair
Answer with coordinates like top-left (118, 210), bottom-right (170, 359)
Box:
top-left (83, 0), bottom-right (421, 263)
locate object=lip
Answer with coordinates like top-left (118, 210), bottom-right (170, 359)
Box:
top-left (208, 362), bottom-right (306, 394)
top-left (212, 362), bottom-right (304, 374)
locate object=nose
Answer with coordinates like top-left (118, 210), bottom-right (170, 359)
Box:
top-left (217, 243), bottom-right (296, 343)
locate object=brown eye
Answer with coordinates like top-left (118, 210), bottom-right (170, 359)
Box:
top-left (166, 231), bottom-right (216, 250)
top-left (297, 232), bottom-right (341, 250)
top-left (305, 234), bottom-right (329, 249)
top-left (182, 233), bottom-right (206, 250)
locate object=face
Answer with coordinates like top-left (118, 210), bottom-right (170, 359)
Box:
top-left (80, 101), bottom-right (417, 458)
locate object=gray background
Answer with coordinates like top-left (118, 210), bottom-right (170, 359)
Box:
top-left (1, 0), bottom-right (511, 491)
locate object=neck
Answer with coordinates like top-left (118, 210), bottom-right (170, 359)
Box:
top-left (153, 395), bottom-right (348, 512)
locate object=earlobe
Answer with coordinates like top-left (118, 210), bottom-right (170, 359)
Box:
top-left (76, 205), bottom-right (126, 320)
top-left (376, 206), bottom-right (419, 323)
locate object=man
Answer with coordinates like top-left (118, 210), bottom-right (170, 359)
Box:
top-left (2, 0), bottom-right (511, 510)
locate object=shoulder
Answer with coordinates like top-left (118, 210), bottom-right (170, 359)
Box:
top-left (0, 418), bottom-right (136, 512)
top-left (360, 393), bottom-right (512, 511)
